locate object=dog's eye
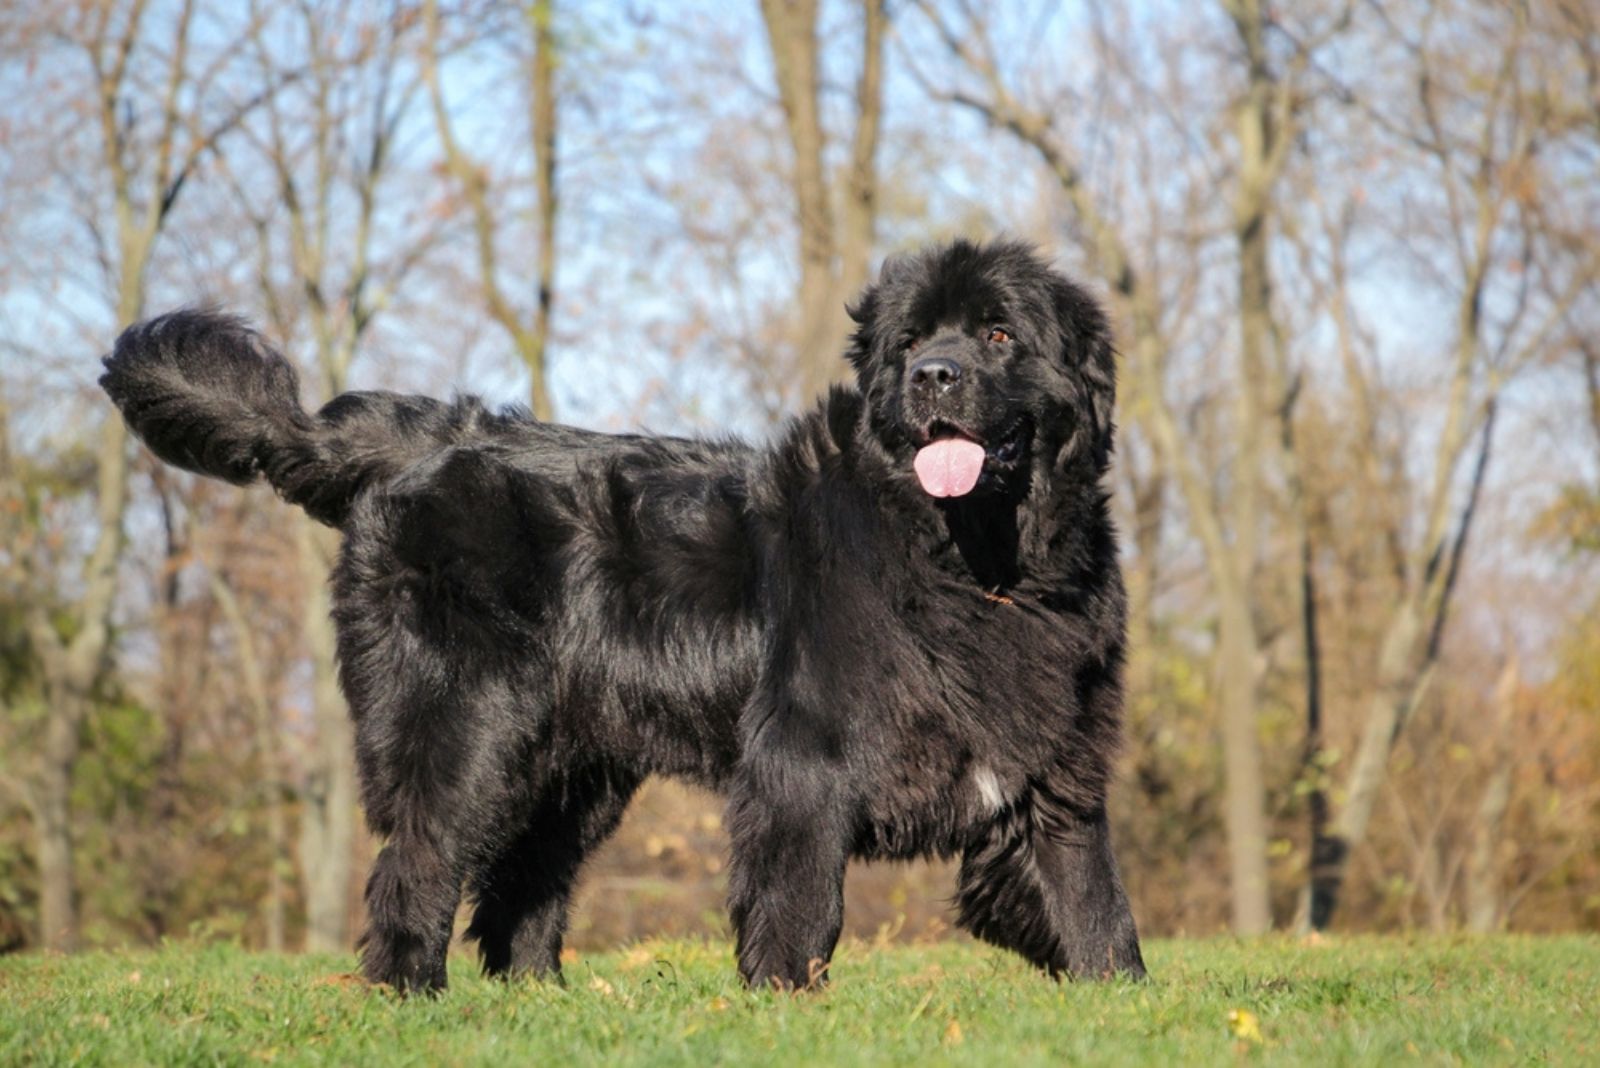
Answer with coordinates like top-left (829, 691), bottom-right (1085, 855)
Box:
top-left (905, 337), bottom-right (921, 353)
top-left (987, 327), bottom-right (1011, 344)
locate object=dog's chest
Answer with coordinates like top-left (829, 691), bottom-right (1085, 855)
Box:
top-left (829, 587), bottom-right (1094, 854)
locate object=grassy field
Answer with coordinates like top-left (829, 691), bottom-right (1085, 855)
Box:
top-left (1, 936), bottom-right (1596, 1065)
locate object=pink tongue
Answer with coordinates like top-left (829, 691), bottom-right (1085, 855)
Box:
top-left (914, 438), bottom-right (986, 497)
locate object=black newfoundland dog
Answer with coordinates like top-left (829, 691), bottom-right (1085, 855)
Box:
top-left (101, 239), bottom-right (1145, 992)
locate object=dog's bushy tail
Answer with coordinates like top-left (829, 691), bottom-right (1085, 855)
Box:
top-left (100, 309), bottom-right (413, 526)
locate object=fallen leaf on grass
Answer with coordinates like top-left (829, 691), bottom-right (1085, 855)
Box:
top-left (1227, 1008), bottom-right (1263, 1044)
top-left (587, 973), bottom-right (636, 1009)
top-left (943, 1019), bottom-right (964, 1046)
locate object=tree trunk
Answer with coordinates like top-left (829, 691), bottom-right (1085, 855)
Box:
top-left (29, 385), bottom-right (133, 952)
top-left (1464, 768), bottom-right (1513, 933)
top-left (206, 561), bottom-right (289, 951)
top-left (296, 520), bottom-right (356, 952)
top-left (838, 0), bottom-right (885, 305)
top-left (760, 0), bottom-right (885, 401)
top-left (31, 693), bottom-right (84, 953)
top-left (760, 0), bottom-right (836, 400)
top-left (528, 0), bottom-right (558, 421)
top-left (263, 781), bottom-right (289, 952)
top-left (1294, 524), bottom-right (1334, 933)
top-left (1328, 602), bottom-right (1423, 881)
top-left (1218, 587), bottom-right (1271, 934)
top-left (1217, 0), bottom-right (1294, 936)
top-left (1465, 656), bottom-right (1519, 933)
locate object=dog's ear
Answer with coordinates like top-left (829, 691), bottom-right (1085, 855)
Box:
top-left (875, 251), bottom-right (917, 288)
top-left (846, 255), bottom-right (902, 373)
top-left (845, 283), bottom-right (878, 374)
top-left (1052, 277), bottom-right (1117, 472)
top-left (846, 252), bottom-right (921, 374)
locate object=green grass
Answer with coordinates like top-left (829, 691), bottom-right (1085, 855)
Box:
top-left (1, 936), bottom-right (1596, 1065)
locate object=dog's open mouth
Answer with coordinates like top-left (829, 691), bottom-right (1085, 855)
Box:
top-left (913, 420), bottom-right (1028, 498)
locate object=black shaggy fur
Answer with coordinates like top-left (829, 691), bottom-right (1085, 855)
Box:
top-left (101, 240), bottom-right (1145, 992)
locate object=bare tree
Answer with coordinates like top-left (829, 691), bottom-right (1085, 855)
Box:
top-left (1221, 0), bottom-right (1355, 934)
top-left (0, 0), bottom-right (281, 950)
top-left (423, 0), bottom-right (562, 419)
top-left (758, 0), bottom-right (886, 400)
top-left (1310, 0), bottom-right (1598, 927)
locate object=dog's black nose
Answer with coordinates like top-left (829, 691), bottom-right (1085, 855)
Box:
top-left (909, 356), bottom-right (962, 393)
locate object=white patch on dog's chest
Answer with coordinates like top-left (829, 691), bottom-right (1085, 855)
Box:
top-left (971, 765), bottom-right (1007, 813)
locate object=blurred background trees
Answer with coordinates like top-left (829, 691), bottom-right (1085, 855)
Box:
top-left (1, 0), bottom-right (1596, 954)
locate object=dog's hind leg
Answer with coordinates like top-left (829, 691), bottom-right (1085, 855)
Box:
top-left (955, 793), bottom-right (1145, 980)
top-left (466, 766), bottom-right (640, 981)
top-left (348, 675), bottom-right (519, 995)
top-left (360, 824), bottom-right (467, 995)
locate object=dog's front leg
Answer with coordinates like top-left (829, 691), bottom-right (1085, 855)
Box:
top-left (725, 757), bottom-right (851, 991)
top-left (956, 793), bottom-right (1145, 980)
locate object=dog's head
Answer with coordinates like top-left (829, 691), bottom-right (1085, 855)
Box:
top-left (847, 240), bottom-right (1115, 501)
